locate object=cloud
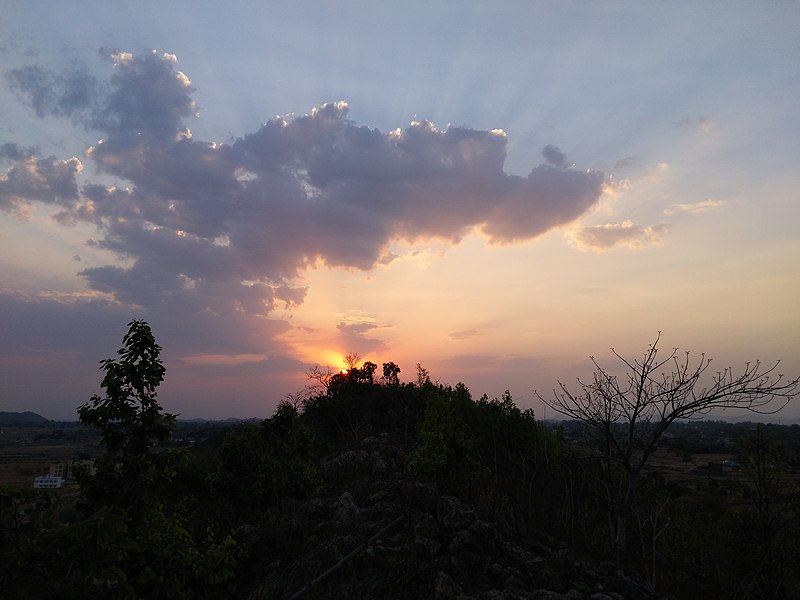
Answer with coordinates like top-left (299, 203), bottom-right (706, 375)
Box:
top-left (91, 49), bottom-right (196, 139)
top-left (567, 220), bottom-right (670, 252)
top-left (443, 354), bottom-right (498, 369)
top-left (663, 199), bottom-right (724, 216)
top-left (6, 62), bottom-right (98, 120)
top-left (672, 116), bottom-right (714, 134)
top-left (542, 144), bottom-right (567, 167)
top-left (613, 156), bottom-right (641, 171)
top-left (0, 154), bottom-right (83, 215)
top-left (335, 318), bottom-right (389, 355)
top-left (179, 353), bottom-right (267, 366)
top-left (4, 48), bottom-right (605, 356)
top-left (0, 143), bottom-right (39, 162)
top-left (449, 328), bottom-right (479, 340)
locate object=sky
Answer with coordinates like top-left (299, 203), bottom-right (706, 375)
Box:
top-left (1, 2), bottom-right (799, 421)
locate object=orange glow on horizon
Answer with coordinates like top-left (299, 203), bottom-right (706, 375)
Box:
top-left (306, 349), bottom-right (350, 371)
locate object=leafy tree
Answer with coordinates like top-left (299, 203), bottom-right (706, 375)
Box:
top-left (415, 362), bottom-right (431, 387)
top-left (78, 319), bottom-right (179, 518)
top-left (210, 401), bottom-right (316, 521)
top-left (80, 320), bottom-right (174, 453)
top-left (409, 384), bottom-right (479, 499)
top-left (382, 361), bottom-right (401, 386)
top-left (536, 333), bottom-right (799, 557)
top-left (359, 360), bottom-right (378, 383)
top-left (66, 319), bottom-right (238, 598)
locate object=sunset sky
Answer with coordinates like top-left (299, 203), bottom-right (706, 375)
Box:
top-left (2, 2), bottom-right (799, 421)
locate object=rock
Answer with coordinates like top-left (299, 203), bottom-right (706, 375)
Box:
top-left (367, 489), bottom-right (394, 505)
top-left (233, 524), bottom-right (269, 552)
top-left (334, 491), bottom-right (358, 521)
top-left (369, 451), bottom-right (387, 474)
top-left (504, 573), bottom-right (530, 594)
top-left (321, 450), bottom-right (369, 475)
top-left (303, 497), bottom-right (330, 520)
top-left (448, 529), bottom-right (472, 552)
top-left (235, 432), bottom-right (670, 600)
top-left (437, 495), bottom-right (474, 532)
top-left (402, 480), bottom-right (438, 512)
top-left (436, 570), bottom-right (465, 600)
top-left (413, 512), bottom-right (441, 538)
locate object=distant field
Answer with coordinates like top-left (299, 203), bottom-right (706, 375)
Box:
top-left (0, 426), bottom-right (101, 489)
top-left (0, 423), bottom-right (209, 489)
top-left (641, 445), bottom-right (800, 512)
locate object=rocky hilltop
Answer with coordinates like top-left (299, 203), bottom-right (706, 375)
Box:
top-left (235, 434), bottom-right (666, 600)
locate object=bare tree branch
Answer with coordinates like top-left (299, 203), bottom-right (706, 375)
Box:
top-left (534, 333), bottom-right (799, 555)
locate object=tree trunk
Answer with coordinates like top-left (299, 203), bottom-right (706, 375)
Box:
top-left (612, 471), bottom-right (635, 561)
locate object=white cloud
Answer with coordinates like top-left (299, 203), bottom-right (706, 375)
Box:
top-left (110, 51), bottom-right (134, 64)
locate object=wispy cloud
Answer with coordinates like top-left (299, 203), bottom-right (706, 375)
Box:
top-left (663, 199), bottom-right (724, 216)
top-left (449, 328), bottom-right (479, 341)
top-left (672, 116), bottom-right (714, 134)
top-left (567, 220), bottom-right (670, 252)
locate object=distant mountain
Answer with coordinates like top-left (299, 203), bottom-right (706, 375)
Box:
top-left (0, 411), bottom-right (51, 425)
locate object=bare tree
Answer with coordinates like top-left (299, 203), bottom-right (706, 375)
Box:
top-left (306, 364), bottom-right (337, 395)
top-left (535, 332), bottom-right (799, 557)
top-left (343, 352), bottom-right (361, 371)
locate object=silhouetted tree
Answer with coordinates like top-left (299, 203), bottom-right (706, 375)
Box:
top-left (78, 319), bottom-right (178, 518)
top-left (359, 361), bottom-right (377, 383)
top-left (382, 362), bottom-right (401, 386)
top-left (415, 363), bottom-right (431, 387)
top-left (344, 352), bottom-right (361, 371)
top-left (306, 364), bottom-right (337, 395)
top-left (536, 332), bottom-right (799, 557)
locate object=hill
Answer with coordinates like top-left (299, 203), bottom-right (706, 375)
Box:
top-left (0, 411), bottom-right (50, 425)
top-left (4, 369), bottom-right (799, 599)
top-left (234, 431), bottom-right (663, 600)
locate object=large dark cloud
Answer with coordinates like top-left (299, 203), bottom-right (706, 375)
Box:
top-left (4, 48), bottom-right (605, 336)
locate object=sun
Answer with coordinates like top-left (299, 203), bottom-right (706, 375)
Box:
top-left (309, 349), bottom-right (350, 371)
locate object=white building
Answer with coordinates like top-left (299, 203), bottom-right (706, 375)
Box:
top-left (49, 459), bottom-right (96, 479)
top-left (33, 475), bottom-right (64, 489)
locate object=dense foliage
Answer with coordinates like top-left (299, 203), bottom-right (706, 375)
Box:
top-left (2, 321), bottom-right (799, 599)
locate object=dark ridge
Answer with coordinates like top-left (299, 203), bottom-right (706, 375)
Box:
top-left (0, 411), bottom-right (50, 425)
